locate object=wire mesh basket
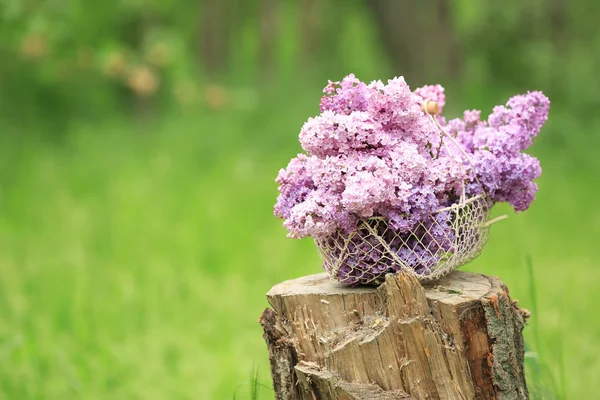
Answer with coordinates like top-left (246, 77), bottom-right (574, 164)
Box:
top-left (315, 194), bottom-right (495, 285)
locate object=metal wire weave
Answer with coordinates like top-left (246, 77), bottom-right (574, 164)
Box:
top-left (315, 194), bottom-right (493, 285)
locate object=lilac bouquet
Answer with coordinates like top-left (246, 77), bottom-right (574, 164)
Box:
top-left (274, 74), bottom-right (549, 285)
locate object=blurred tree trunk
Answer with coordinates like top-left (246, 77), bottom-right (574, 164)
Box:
top-left (259, 0), bottom-right (279, 82)
top-left (548, 0), bottom-right (567, 43)
top-left (318, 0), bottom-right (345, 77)
top-left (200, 0), bottom-right (231, 78)
top-left (547, 0), bottom-right (567, 99)
top-left (365, 0), bottom-right (424, 82)
top-left (125, 10), bottom-right (160, 120)
top-left (299, 0), bottom-right (320, 68)
top-left (365, 0), bottom-right (462, 84)
top-left (434, 0), bottom-right (462, 79)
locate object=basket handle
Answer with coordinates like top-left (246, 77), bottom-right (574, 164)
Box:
top-left (479, 214), bottom-right (508, 228)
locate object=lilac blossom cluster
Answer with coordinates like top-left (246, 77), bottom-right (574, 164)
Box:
top-left (274, 74), bottom-right (549, 284)
top-left (447, 91), bottom-right (549, 211)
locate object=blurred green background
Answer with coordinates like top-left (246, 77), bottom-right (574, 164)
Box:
top-left (0, 0), bottom-right (598, 398)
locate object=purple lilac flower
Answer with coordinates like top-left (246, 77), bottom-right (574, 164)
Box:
top-left (274, 75), bottom-right (549, 283)
top-left (274, 154), bottom-right (314, 220)
top-left (447, 91), bottom-right (549, 211)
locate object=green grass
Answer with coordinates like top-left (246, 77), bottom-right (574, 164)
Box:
top-left (0, 87), bottom-right (598, 399)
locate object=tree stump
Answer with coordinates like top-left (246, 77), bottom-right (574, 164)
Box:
top-left (259, 271), bottom-right (529, 400)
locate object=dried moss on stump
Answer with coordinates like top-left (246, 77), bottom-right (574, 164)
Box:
top-left (260, 271), bottom-right (530, 400)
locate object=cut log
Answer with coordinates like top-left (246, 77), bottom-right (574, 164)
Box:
top-left (259, 271), bottom-right (529, 400)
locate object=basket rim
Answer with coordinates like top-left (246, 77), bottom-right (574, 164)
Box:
top-left (360, 194), bottom-right (489, 225)
top-left (433, 194), bottom-right (488, 214)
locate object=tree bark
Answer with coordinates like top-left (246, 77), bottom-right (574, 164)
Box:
top-left (260, 270), bottom-right (529, 399)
